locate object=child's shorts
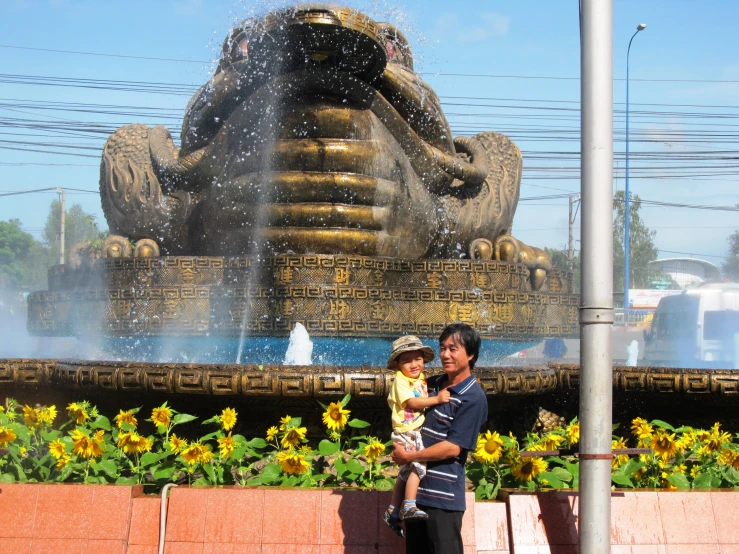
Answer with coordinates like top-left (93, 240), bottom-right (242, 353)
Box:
top-left (391, 430), bottom-right (426, 481)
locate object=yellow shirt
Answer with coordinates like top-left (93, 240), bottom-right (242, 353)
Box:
top-left (388, 371), bottom-right (429, 433)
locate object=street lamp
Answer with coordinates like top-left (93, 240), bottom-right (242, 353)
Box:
top-left (624, 22), bottom-right (646, 325)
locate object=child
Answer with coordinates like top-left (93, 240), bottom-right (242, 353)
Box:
top-left (383, 335), bottom-right (450, 537)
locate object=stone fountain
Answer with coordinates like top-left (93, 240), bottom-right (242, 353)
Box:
top-left (4, 5), bottom-right (738, 433)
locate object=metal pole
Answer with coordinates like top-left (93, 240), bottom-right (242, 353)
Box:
top-left (580, 1), bottom-right (614, 553)
top-left (57, 188), bottom-right (66, 265)
top-left (624, 24), bottom-right (646, 325)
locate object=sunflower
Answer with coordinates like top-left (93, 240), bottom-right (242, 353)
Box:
top-left (218, 433), bottom-right (235, 459)
top-left (48, 439), bottom-right (67, 460)
top-left (542, 433), bottom-right (565, 452)
top-left (279, 415), bottom-right (292, 431)
top-left (280, 426), bottom-right (307, 449)
top-left (277, 450), bottom-right (311, 475)
top-left (612, 437), bottom-right (629, 469)
top-left (40, 405), bottom-right (57, 425)
top-left (23, 405), bottom-right (42, 429)
top-left (705, 430), bottom-right (732, 453)
top-left (650, 430), bottom-right (678, 459)
top-left (200, 447), bottom-right (214, 464)
top-left (70, 429), bottom-right (105, 459)
top-left (364, 438), bottom-right (386, 462)
top-left (565, 421), bottom-right (580, 445)
top-left (690, 465), bottom-right (701, 479)
top-left (55, 453), bottom-right (71, 469)
top-left (19, 446), bottom-right (27, 458)
top-left (151, 405), bottom-right (172, 428)
top-left (718, 449), bottom-right (739, 470)
top-left (67, 402), bottom-right (89, 424)
top-left (117, 432), bottom-right (152, 454)
top-left (218, 408), bottom-right (238, 431)
top-left (0, 426), bottom-right (17, 446)
top-left (511, 456), bottom-right (548, 482)
top-left (474, 430), bottom-right (504, 464)
top-left (266, 426), bottom-right (279, 441)
top-left (322, 401), bottom-right (350, 432)
top-left (169, 434), bottom-right (187, 454)
top-left (672, 463), bottom-right (687, 474)
top-left (630, 417), bottom-right (653, 442)
top-left (181, 441), bottom-right (208, 466)
top-left (114, 409), bottom-right (138, 430)
top-left (329, 431), bottom-right (341, 441)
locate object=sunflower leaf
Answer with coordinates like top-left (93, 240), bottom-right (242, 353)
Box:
top-left (246, 437), bottom-right (267, 449)
top-left (375, 478), bottom-right (394, 491)
top-left (340, 393), bottom-right (352, 408)
top-left (202, 463), bottom-right (216, 484)
top-left (551, 467), bottom-right (573, 483)
top-left (650, 419), bottom-right (676, 431)
top-left (140, 452), bottom-right (160, 467)
top-left (539, 472), bottom-right (564, 489)
top-left (0, 473), bottom-right (15, 484)
top-left (90, 416), bottom-right (112, 431)
top-left (319, 439), bottom-right (340, 456)
top-left (667, 473), bottom-right (690, 490)
top-left (611, 472), bottom-right (634, 488)
top-left (317, 401), bottom-right (328, 410)
top-left (173, 413), bottom-right (198, 425)
top-left (348, 419), bottom-right (370, 429)
top-left (98, 460), bottom-right (118, 479)
top-left (692, 472), bottom-right (714, 489)
top-left (345, 459), bottom-right (366, 474)
top-left (621, 459), bottom-right (645, 477)
top-left (153, 464), bottom-right (176, 481)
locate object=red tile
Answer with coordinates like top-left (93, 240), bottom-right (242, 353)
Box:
top-left (718, 546), bottom-right (739, 554)
top-left (319, 489), bottom-right (378, 546)
top-left (664, 546), bottom-right (720, 554)
top-left (128, 495), bottom-right (161, 546)
top-left (0, 484), bottom-right (39, 538)
top-left (507, 492), bottom-right (578, 546)
top-left (0, 537), bottom-right (31, 554)
top-left (475, 501), bottom-right (509, 552)
top-left (711, 491), bottom-right (739, 544)
top-left (319, 547), bottom-right (379, 554)
top-left (164, 542), bottom-right (205, 554)
top-left (262, 489), bottom-right (321, 545)
top-left (461, 491), bottom-right (476, 547)
top-left (262, 545), bottom-right (320, 554)
top-left (86, 539), bottom-right (127, 553)
top-left (127, 546), bottom-right (158, 554)
top-left (202, 544), bottom-right (262, 554)
top-left (204, 487), bottom-right (263, 544)
top-left (610, 491), bottom-right (664, 546)
top-left (34, 484), bottom-right (93, 539)
top-left (377, 491), bottom-right (405, 547)
top-left (658, 491), bottom-right (716, 544)
top-left (165, 487), bottom-right (208, 543)
top-left (30, 538), bottom-right (88, 553)
top-left (90, 485), bottom-right (133, 540)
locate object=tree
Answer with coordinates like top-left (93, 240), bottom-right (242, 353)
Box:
top-left (0, 219), bottom-right (35, 288)
top-left (544, 246), bottom-right (580, 293)
top-left (722, 231), bottom-right (739, 282)
top-left (42, 200), bottom-right (107, 263)
top-left (613, 191), bottom-right (658, 292)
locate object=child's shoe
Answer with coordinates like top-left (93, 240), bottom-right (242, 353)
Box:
top-left (399, 505), bottom-right (428, 521)
top-left (383, 509), bottom-right (405, 537)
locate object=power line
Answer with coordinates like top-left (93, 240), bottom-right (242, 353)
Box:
top-left (0, 44), bottom-right (210, 64)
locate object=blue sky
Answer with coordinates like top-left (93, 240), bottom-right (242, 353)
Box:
top-left (1, 0), bottom-right (738, 269)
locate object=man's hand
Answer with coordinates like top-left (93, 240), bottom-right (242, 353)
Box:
top-left (391, 442), bottom-right (415, 465)
top-left (435, 389), bottom-right (451, 404)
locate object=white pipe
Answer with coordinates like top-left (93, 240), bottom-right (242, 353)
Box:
top-left (579, 0), bottom-right (614, 553)
top-left (158, 483), bottom-right (178, 554)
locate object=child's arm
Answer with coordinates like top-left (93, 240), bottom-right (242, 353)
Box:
top-left (404, 389), bottom-right (451, 410)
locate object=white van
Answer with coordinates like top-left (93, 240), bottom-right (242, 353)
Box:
top-left (643, 283), bottom-right (739, 368)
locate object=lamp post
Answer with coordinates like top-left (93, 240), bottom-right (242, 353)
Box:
top-left (624, 23), bottom-right (646, 325)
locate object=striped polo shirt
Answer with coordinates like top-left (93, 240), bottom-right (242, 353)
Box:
top-left (416, 372), bottom-right (488, 512)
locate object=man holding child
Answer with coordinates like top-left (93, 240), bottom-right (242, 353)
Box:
top-left (389, 323), bottom-right (488, 554)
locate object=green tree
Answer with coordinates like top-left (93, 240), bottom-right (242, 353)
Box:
top-left (613, 191), bottom-right (658, 292)
top-left (42, 200), bottom-right (107, 263)
top-left (0, 219), bottom-right (35, 288)
top-left (544, 246), bottom-right (580, 293)
top-left (722, 231), bottom-right (739, 282)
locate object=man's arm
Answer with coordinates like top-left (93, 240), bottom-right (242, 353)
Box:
top-left (391, 440), bottom-right (461, 465)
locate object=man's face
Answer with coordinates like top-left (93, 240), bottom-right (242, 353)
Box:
top-left (439, 335), bottom-right (473, 375)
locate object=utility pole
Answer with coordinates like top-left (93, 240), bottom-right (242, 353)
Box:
top-left (568, 194), bottom-right (580, 273)
top-left (57, 187), bottom-right (66, 265)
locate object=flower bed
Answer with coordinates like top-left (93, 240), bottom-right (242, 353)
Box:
top-left (1, 396), bottom-right (738, 494)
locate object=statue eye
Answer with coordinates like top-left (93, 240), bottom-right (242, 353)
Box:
top-left (238, 38), bottom-right (249, 58)
top-left (386, 41), bottom-right (395, 59)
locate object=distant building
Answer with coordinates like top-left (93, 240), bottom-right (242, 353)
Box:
top-left (648, 258), bottom-right (721, 289)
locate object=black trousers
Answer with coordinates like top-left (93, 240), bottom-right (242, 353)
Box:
top-left (404, 505), bottom-right (464, 554)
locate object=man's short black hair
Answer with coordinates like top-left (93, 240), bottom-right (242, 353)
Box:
top-left (439, 322), bottom-right (481, 369)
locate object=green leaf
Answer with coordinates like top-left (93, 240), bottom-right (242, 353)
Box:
top-left (41, 429), bottom-right (61, 442)
top-left (90, 416), bottom-right (112, 431)
top-left (115, 476), bottom-right (138, 485)
top-left (347, 419), bottom-right (370, 429)
top-left (153, 465), bottom-right (176, 481)
top-left (551, 467), bottom-right (573, 483)
top-left (621, 459), bottom-right (645, 477)
top-left (650, 419), bottom-right (676, 432)
top-left (192, 477), bottom-right (210, 486)
top-left (199, 431), bottom-right (220, 442)
top-left (611, 472), bottom-right (634, 488)
top-left (246, 437), bottom-right (267, 449)
top-left (172, 413), bottom-right (198, 425)
top-left (202, 463), bottom-right (216, 484)
top-left (0, 473), bottom-right (15, 484)
top-left (475, 485), bottom-right (488, 501)
top-left (667, 473), bottom-right (690, 490)
top-left (333, 460), bottom-right (347, 476)
top-left (140, 452), bottom-right (161, 467)
top-left (340, 393), bottom-right (351, 408)
top-left (99, 460), bottom-right (118, 479)
top-left (539, 472), bottom-right (564, 489)
top-left (117, 421), bottom-right (136, 433)
top-left (375, 478), bottom-right (394, 491)
top-left (345, 459), bottom-right (365, 474)
top-left (319, 439), bottom-right (340, 456)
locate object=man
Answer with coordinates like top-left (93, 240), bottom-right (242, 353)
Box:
top-left (391, 322), bottom-right (488, 554)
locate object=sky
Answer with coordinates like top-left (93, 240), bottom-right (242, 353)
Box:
top-left (1, 0), bottom-right (738, 272)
